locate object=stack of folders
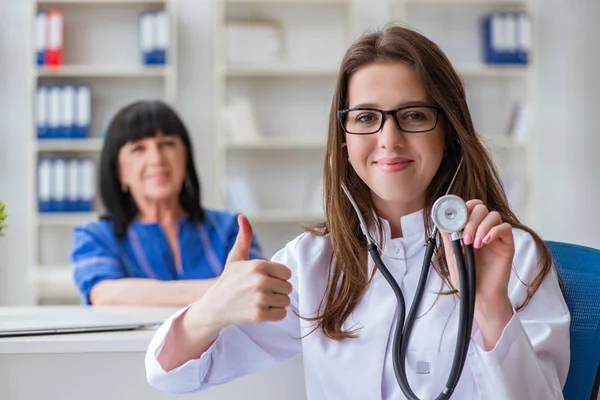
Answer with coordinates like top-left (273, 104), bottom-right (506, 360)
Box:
top-left (38, 159), bottom-right (96, 213)
top-left (482, 12), bottom-right (531, 64)
top-left (37, 85), bottom-right (92, 139)
top-left (36, 10), bottom-right (63, 66)
top-left (226, 20), bottom-right (282, 65)
top-left (139, 11), bottom-right (169, 66)
top-left (222, 97), bottom-right (262, 143)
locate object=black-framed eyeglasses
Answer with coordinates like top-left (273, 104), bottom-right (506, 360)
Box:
top-left (337, 105), bottom-right (443, 135)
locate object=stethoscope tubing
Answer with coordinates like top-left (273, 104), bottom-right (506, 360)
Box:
top-left (370, 235), bottom-right (476, 399)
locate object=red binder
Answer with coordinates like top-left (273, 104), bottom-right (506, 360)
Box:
top-left (46, 10), bottom-right (63, 66)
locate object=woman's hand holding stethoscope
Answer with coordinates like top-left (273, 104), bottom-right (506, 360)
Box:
top-left (440, 199), bottom-right (516, 350)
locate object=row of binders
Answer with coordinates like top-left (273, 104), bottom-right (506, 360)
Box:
top-left (37, 85), bottom-right (92, 139)
top-left (482, 12), bottom-right (531, 64)
top-left (36, 10), bottom-right (169, 66)
top-left (38, 159), bottom-right (96, 213)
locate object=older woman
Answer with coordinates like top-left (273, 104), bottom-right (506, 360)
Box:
top-left (71, 100), bottom-right (263, 306)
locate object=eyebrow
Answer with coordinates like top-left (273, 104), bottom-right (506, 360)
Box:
top-left (350, 100), bottom-right (431, 109)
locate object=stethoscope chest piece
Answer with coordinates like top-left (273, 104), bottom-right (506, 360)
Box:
top-left (432, 194), bottom-right (468, 233)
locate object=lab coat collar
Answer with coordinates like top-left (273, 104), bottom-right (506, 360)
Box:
top-left (369, 209), bottom-right (430, 256)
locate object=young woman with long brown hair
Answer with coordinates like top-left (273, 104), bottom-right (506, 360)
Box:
top-left (145, 25), bottom-right (569, 399)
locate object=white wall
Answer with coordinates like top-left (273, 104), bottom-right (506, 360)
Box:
top-left (0, 0), bottom-right (35, 305)
top-left (0, 0), bottom-right (598, 305)
top-left (536, 0), bottom-right (600, 247)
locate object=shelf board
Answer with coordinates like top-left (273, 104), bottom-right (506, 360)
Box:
top-left (37, 65), bottom-right (169, 78)
top-left (225, 65), bottom-right (339, 77)
top-left (481, 135), bottom-right (529, 148)
top-left (455, 63), bottom-right (529, 78)
top-left (35, 138), bottom-right (104, 152)
top-left (225, 64), bottom-right (527, 78)
top-left (405, 0), bottom-right (529, 5)
top-left (225, 138), bottom-right (327, 150)
top-left (33, 267), bottom-right (79, 300)
top-left (36, 0), bottom-right (168, 4)
top-left (225, 0), bottom-right (347, 4)
top-left (37, 212), bottom-right (98, 227)
top-left (246, 210), bottom-right (324, 223)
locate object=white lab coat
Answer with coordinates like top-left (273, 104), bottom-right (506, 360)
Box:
top-left (145, 210), bottom-right (570, 399)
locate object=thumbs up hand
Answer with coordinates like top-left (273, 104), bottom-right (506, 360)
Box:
top-left (194, 215), bottom-right (293, 330)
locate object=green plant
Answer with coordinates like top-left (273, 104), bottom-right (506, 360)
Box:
top-left (0, 202), bottom-right (6, 236)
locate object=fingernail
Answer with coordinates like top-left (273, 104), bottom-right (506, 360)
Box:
top-left (463, 234), bottom-right (472, 245)
top-left (474, 237), bottom-right (482, 249)
top-left (483, 233), bottom-right (491, 244)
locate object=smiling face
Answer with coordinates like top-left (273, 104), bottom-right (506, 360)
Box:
top-left (344, 62), bottom-right (446, 219)
top-left (117, 133), bottom-right (187, 204)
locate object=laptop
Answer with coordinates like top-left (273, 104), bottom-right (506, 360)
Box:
top-left (0, 306), bottom-right (172, 337)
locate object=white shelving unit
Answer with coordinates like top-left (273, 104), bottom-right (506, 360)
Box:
top-left (391, 0), bottom-right (538, 227)
top-left (212, 0), bottom-right (355, 257)
top-left (29, 0), bottom-right (177, 304)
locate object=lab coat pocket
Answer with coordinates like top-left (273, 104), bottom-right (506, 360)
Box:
top-left (405, 350), bottom-right (477, 399)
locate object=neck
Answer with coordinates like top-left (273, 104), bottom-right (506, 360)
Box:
top-left (135, 197), bottom-right (186, 225)
top-left (372, 195), bottom-right (424, 239)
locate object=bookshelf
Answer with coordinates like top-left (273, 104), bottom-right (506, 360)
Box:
top-left (391, 0), bottom-right (538, 227)
top-left (212, 0), bottom-right (355, 257)
top-left (29, 0), bottom-right (177, 304)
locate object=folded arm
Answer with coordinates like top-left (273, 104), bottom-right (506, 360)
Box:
top-left (90, 278), bottom-right (216, 306)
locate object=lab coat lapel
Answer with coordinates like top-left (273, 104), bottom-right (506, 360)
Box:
top-left (339, 265), bottom-right (398, 399)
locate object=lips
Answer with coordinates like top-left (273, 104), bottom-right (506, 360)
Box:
top-left (374, 157), bottom-right (413, 172)
top-left (147, 172), bottom-right (169, 182)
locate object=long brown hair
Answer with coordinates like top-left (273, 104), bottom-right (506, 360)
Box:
top-left (305, 24), bottom-right (553, 341)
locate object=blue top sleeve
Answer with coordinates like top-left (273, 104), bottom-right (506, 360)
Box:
top-left (228, 216), bottom-right (265, 261)
top-left (71, 221), bottom-right (125, 305)
top-left (204, 209), bottom-right (265, 261)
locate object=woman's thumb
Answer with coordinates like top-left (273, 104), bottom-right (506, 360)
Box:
top-left (226, 214), bottom-right (253, 263)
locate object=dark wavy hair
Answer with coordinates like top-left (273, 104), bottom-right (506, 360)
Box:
top-left (99, 100), bottom-right (204, 236)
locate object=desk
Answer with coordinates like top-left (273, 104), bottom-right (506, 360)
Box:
top-left (0, 307), bottom-right (307, 400)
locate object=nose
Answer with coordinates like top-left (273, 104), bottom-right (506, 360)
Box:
top-left (378, 114), bottom-right (406, 150)
top-left (147, 140), bottom-right (166, 164)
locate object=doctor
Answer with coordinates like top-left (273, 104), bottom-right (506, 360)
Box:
top-left (145, 25), bottom-right (570, 399)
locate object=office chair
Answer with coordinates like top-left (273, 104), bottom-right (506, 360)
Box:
top-left (546, 241), bottom-right (600, 400)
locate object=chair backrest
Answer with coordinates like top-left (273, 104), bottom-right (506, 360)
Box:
top-left (546, 240), bottom-right (600, 400)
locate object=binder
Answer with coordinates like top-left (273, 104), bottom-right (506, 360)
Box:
top-left (75, 86), bottom-right (91, 138)
top-left (61, 85), bottom-right (76, 138)
top-left (36, 86), bottom-right (49, 139)
top-left (46, 10), bottom-right (63, 66)
top-left (78, 159), bottom-right (95, 212)
top-left (482, 12), bottom-right (529, 65)
top-left (516, 13), bottom-right (531, 64)
top-left (52, 158), bottom-right (67, 212)
top-left (67, 159), bottom-right (79, 211)
top-left (48, 86), bottom-right (61, 138)
top-left (139, 12), bottom-right (156, 65)
top-left (155, 11), bottom-right (169, 65)
top-left (38, 159), bottom-right (53, 212)
top-left (504, 13), bottom-right (518, 63)
top-left (36, 12), bottom-right (47, 66)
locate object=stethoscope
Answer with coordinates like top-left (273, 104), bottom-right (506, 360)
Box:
top-left (341, 158), bottom-right (476, 399)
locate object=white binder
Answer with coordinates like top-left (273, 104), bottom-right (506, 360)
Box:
top-left (61, 85), bottom-right (76, 138)
top-left (75, 86), bottom-right (91, 138)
